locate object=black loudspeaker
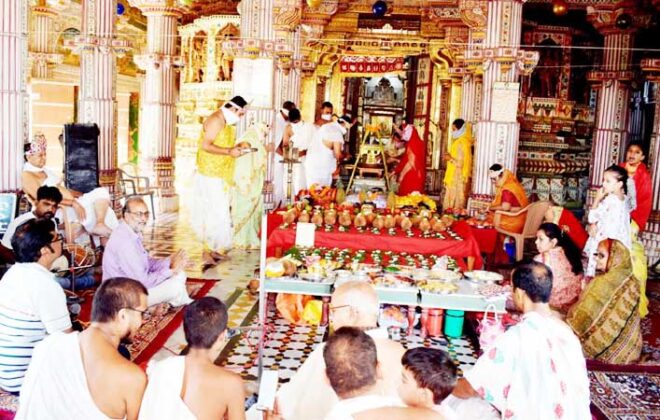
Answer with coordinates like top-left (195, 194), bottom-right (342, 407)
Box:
top-left (64, 124), bottom-right (100, 194)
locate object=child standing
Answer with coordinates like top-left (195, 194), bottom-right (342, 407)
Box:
top-left (584, 165), bottom-right (633, 277)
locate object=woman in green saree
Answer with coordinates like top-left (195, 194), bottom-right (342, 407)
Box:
top-left (231, 122), bottom-right (269, 249)
top-left (566, 238), bottom-right (642, 364)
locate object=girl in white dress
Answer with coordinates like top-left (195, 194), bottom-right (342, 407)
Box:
top-left (584, 165), bottom-right (632, 277)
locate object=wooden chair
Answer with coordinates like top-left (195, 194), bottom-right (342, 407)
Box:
top-left (118, 163), bottom-right (157, 218)
top-left (494, 200), bottom-right (551, 261)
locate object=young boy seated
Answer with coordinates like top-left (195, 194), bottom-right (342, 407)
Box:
top-left (398, 347), bottom-right (499, 420)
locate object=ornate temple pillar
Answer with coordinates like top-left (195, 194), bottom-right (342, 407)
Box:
top-left (586, 8), bottom-right (635, 190)
top-left (70, 0), bottom-right (130, 190)
top-left (130, 0), bottom-right (185, 212)
top-left (640, 58), bottom-right (660, 262)
top-left (469, 0), bottom-right (538, 197)
top-left (273, 0), bottom-right (303, 107)
top-left (458, 2), bottom-right (487, 129)
top-left (29, 0), bottom-right (64, 79)
top-left (0, 0), bottom-right (29, 192)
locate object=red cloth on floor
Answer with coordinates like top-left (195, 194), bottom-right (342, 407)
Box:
top-left (266, 219), bottom-right (483, 269)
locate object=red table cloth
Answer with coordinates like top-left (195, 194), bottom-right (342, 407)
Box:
top-left (469, 226), bottom-right (498, 255)
top-left (266, 213), bottom-right (483, 269)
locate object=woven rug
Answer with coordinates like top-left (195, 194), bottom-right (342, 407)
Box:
top-left (588, 362), bottom-right (660, 419)
top-left (0, 278), bottom-right (216, 419)
top-left (76, 277), bottom-right (216, 365)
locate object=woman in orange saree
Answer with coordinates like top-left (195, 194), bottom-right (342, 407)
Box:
top-left (488, 164), bottom-right (529, 233)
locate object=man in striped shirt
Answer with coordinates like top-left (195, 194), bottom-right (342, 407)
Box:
top-left (0, 218), bottom-right (72, 394)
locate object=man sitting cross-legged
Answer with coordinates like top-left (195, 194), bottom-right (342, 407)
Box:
top-left (273, 282), bottom-right (406, 420)
top-left (16, 277), bottom-right (149, 420)
top-left (0, 219), bottom-right (72, 394)
top-left (323, 327), bottom-right (437, 420)
top-left (139, 297), bottom-right (245, 420)
top-left (103, 196), bottom-right (192, 307)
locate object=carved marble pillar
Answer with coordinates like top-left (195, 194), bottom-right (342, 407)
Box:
top-left (469, 0), bottom-right (538, 197)
top-left (29, 1), bottom-right (64, 79)
top-left (640, 58), bottom-right (660, 262)
top-left (130, 0), bottom-right (184, 212)
top-left (458, 1), bottom-right (486, 137)
top-left (0, 0), bottom-right (29, 192)
top-left (71, 0), bottom-right (129, 190)
top-left (586, 13), bottom-right (635, 189)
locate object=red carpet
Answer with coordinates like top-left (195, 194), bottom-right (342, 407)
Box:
top-left (76, 277), bottom-right (216, 365)
top-left (0, 278), bottom-right (216, 419)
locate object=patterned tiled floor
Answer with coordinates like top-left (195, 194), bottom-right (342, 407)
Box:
top-left (141, 212), bottom-right (478, 378)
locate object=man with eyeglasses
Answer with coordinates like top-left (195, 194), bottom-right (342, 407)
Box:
top-left (271, 281), bottom-right (406, 420)
top-left (102, 197), bottom-right (192, 307)
top-left (17, 277), bottom-right (149, 420)
top-left (0, 219), bottom-right (72, 394)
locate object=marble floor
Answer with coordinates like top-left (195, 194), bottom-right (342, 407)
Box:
top-left (141, 211), bottom-right (479, 393)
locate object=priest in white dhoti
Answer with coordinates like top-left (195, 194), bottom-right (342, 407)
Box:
top-left (305, 115), bottom-right (351, 188)
top-left (190, 96), bottom-right (247, 265)
top-left (282, 108), bottom-right (313, 196)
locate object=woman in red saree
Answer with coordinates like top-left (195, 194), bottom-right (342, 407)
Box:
top-left (620, 142), bottom-right (652, 231)
top-left (393, 122), bottom-right (426, 195)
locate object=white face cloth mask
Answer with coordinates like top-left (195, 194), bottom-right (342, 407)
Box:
top-left (321, 114), bottom-right (332, 121)
top-left (221, 107), bottom-right (240, 125)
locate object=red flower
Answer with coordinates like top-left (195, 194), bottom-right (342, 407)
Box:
top-left (504, 409), bottom-right (514, 418)
top-left (555, 404), bottom-right (564, 418)
top-left (550, 358), bottom-right (556, 373)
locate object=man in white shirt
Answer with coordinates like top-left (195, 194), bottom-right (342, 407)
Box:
top-left (0, 218), bottom-right (72, 394)
top-left (17, 277), bottom-right (149, 420)
top-left (0, 186), bottom-right (61, 261)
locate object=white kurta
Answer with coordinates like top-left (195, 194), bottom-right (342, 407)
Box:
top-left (139, 356), bottom-right (197, 420)
top-left (16, 332), bottom-right (112, 420)
top-left (190, 173), bottom-right (233, 251)
top-left (305, 122), bottom-right (344, 188)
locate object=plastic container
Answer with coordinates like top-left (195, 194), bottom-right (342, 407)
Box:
top-left (426, 309), bottom-right (444, 336)
top-left (444, 310), bottom-right (465, 338)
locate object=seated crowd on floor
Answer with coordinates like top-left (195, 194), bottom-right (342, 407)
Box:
top-left (0, 142), bottom-right (652, 419)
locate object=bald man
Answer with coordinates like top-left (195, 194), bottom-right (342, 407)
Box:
top-left (275, 282), bottom-right (406, 420)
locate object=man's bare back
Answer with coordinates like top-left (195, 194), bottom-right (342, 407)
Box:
top-left (79, 328), bottom-right (147, 420)
top-left (181, 357), bottom-right (246, 420)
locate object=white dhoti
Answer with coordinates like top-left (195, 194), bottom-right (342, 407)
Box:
top-left (139, 356), bottom-right (196, 420)
top-left (273, 160), bottom-right (286, 207)
top-left (17, 332), bottom-right (112, 420)
top-left (147, 272), bottom-right (192, 307)
top-left (190, 172), bottom-right (233, 252)
top-left (58, 187), bottom-right (119, 233)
